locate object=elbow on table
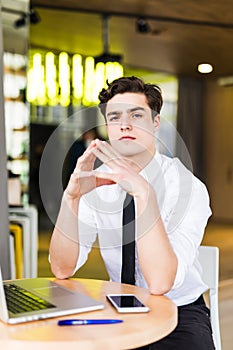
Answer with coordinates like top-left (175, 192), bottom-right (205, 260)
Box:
top-left (148, 258), bottom-right (178, 295)
top-left (148, 279), bottom-right (174, 296)
top-left (50, 264), bottom-right (75, 280)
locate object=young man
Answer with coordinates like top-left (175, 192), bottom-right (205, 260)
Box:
top-left (49, 76), bottom-right (215, 349)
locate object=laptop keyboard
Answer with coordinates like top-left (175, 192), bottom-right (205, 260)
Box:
top-left (4, 283), bottom-right (56, 314)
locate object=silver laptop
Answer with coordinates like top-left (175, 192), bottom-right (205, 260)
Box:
top-left (0, 268), bottom-right (104, 324)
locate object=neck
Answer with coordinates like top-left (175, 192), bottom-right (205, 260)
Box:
top-left (127, 148), bottom-right (156, 173)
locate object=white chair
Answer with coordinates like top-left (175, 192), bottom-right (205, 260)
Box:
top-left (198, 245), bottom-right (221, 350)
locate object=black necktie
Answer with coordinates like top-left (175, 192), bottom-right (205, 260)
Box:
top-left (121, 193), bottom-right (136, 285)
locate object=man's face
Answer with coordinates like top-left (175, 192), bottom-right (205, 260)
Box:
top-left (105, 92), bottom-right (160, 159)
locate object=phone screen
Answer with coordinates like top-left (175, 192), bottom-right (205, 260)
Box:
top-left (110, 295), bottom-right (145, 308)
top-left (107, 294), bottom-right (150, 313)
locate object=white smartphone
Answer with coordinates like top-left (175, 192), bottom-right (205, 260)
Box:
top-left (106, 294), bottom-right (150, 313)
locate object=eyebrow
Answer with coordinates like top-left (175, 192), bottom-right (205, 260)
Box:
top-left (106, 107), bottom-right (146, 118)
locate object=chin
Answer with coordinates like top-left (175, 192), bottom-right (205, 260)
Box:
top-left (112, 141), bottom-right (146, 157)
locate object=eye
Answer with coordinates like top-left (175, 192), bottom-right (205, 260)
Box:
top-left (132, 113), bottom-right (143, 119)
top-left (108, 115), bottom-right (120, 122)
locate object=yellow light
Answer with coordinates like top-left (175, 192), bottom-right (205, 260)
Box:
top-left (59, 52), bottom-right (70, 106)
top-left (83, 59), bottom-right (124, 105)
top-left (27, 50), bottom-right (124, 107)
top-left (105, 62), bottom-right (123, 84)
top-left (27, 53), bottom-right (46, 105)
top-left (45, 52), bottom-right (58, 106)
top-left (105, 62), bottom-right (115, 84)
top-left (83, 56), bottom-right (95, 106)
top-left (114, 62), bottom-right (124, 79)
top-left (198, 63), bottom-right (213, 74)
top-left (92, 62), bottom-right (105, 103)
top-left (72, 54), bottom-right (83, 103)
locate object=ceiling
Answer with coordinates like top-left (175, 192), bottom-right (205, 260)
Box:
top-left (1, 0), bottom-right (30, 55)
top-left (2, 0), bottom-right (233, 79)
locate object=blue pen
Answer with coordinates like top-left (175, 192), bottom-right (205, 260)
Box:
top-left (58, 319), bottom-right (123, 326)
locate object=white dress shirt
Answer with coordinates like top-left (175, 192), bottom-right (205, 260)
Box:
top-left (75, 151), bottom-right (212, 306)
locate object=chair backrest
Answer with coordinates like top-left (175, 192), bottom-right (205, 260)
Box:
top-left (198, 245), bottom-right (221, 350)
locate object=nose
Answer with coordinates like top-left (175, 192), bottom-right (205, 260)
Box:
top-left (120, 115), bottom-right (132, 131)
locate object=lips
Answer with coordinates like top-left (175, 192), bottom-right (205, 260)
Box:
top-left (119, 136), bottom-right (136, 140)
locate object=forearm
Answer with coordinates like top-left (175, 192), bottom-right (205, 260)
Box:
top-left (136, 187), bottom-right (178, 295)
top-left (49, 191), bottom-right (81, 279)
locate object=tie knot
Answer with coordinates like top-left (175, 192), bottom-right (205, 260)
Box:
top-left (123, 193), bottom-right (133, 207)
top-left (123, 194), bottom-right (135, 226)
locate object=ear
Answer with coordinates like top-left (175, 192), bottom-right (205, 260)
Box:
top-left (153, 114), bottom-right (160, 132)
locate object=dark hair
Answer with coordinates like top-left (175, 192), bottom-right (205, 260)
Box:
top-left (98, 76), bottom-right (163, 119)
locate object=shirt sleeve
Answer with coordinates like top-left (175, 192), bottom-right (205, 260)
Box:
top-left (163, 158), bottom-right (212, 290)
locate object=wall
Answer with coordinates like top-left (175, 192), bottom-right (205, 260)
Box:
top-left (0, 6), bottom-right (11, 279)
top-left (0, 0), bottom-right (30, 277)
top-left (204, 79), bottom-right (233, 222)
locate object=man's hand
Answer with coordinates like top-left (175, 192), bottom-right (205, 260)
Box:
top-left (65, 140), bottom-right (115, 199)
top-left (92, 139), bottom-right (150, 199)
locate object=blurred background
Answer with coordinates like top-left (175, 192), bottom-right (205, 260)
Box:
top-left (0, 1), bottom-right (232, 348)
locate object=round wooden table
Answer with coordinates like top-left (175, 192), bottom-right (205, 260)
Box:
top-left (0, 278), bottom-right (177, 350)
